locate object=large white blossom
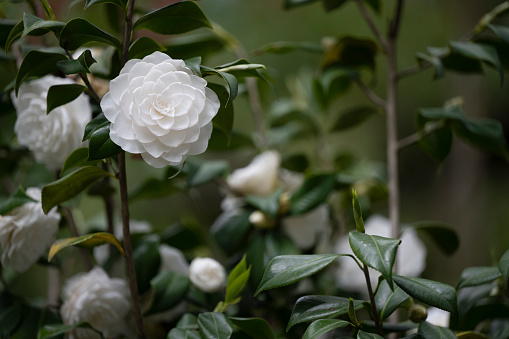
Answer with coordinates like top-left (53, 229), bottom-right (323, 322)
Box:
top-left (12, 76), bottom-right (92, 170)
top-left (60, 267), bottom-right (132, 339)
top-left (0, 188), bottom-right (60, 272)
top-left (189, 257), bottom-right (226, 293)
top-left (101, 51), bottom-right (220, 168)
top-left (335, 214), bottom-right (427, 293)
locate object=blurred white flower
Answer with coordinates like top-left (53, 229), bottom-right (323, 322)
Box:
top-left (189, 257), bottom-right (226, 293)
top-left (283, 204), bottom-right (329, 250)
top-left (227, 150), bottom-right (281, 197)
top-left (60, 267), bottom-right (132, 339)
top-left (426, 307), bottom-right (450, 327)
top-left (101, 51), bottom-right (220, 168)
top-left (12, 75), bottom-right (92, 170)
top-left (335, 214), bottom-right (427, 293)
top-left (0, 188), bottom-right (60, 272)
top-left (159, 244), bottom-right (189, 275)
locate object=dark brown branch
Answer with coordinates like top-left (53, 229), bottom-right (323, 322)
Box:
top-left (363, 265), bottom-right (383, 336)
top-left (63, 208), bottom-right (93, 270)
top-left (354, 0), bottom-right (388, 52)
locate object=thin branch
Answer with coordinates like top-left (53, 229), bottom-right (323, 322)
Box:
top-left (397, 121), bottom-right (444, 150)
top-left (64, 49), bottom-right (101, 103)
top-left (63, 208), bottom-right (93, 270)
top-left (353, 78), bottom-right (386, 108)
top-left (389, 0), bottom-right (405, 39)
top-left (354, 0), bottom-right (388, 52)
top-left (362, 265), bottom-right (383, 336)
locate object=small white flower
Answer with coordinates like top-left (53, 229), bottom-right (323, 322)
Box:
top-left (159, 244), bottom-right (189, 275)
top-left (0, 188), bottom-right (60, 272)
top-left (335, 215), bottom-right (427, 293)
top-left (60, 267), bottom-right (132, 339)
top-left (189, 257), bottom-right (226, 293)
top-left (12, 76), bottom-right (92, 170)
top-left (227, 150), bottom-right (281, 197)
top-left (101, 51), bottom-right (220, 168)
top-left (426, 307), bottom-right (450, 327)
top-left (282, 205), bottom-right (329, 250)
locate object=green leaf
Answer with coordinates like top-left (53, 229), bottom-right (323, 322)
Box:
top-left (287, 295), bottom-right (366, 331)
top-left (37, 322), bottom-right (97, 339)
top-left (0, 186), bottom-right (37, 215)
top-left (418, 321), bottom-right (456, 339)
top-left (357, 331), bottom-right (384, 339)
top-left (411, 222), bottom-right (459, 256)
top-left (348, 298), bottom-right (361, 327)
top-left (186, 159), bottom-right (229, 188)
top-left (225, 255), bottom-right (251, 303)
top-left (83, 113), bottom-right (107, 141)
top-left (255, 254), bottom-right (340, 296)
top-left (375, 279), bottom-right (410, 320)
top-left (85, 0), bottom-right (127, 11)
top-left (46, 84), bottom-right (86, 114)
top-left (290, 174), bottom-right (336, 215)
top-left (167, 328), bottom-right (201, 339)
top-left (352, 189), bottom-right (365, 233)
top-left (456, 331), bottom-right (491, 339)
top-left (450, 41), bottom-right (504, 85)
top-left (303, 319), bottom-right (351, 339)
top-left (197, 312), bottom-right (233, 339)
top-left (21, 12), bottom-right (64, 39)
top-left (133, 234), bottom-right (161, 294)
top-left (60, 148), bottom-right (101, 176)
top-left (184, 56), bottom-right (202, 76)
top-left (416, 52), bottom-right (445, 80)
top-left (15, 51), bottom-right (67, 95)
top-left (128, 36), bottom-right (165, 60)
top-left (130, 177), bottom-right (180, 201)
top-left (332, 106), bottom-right (379, 132)
top-left (208, 83), bottom-right (234, 139)
top-left (229, 317), bottom-right (274, 339)
top-left (5, 20), bottom-right (23, 51)
top-left (393, 275), bottom-right (458, 318)
top-left (59, 18), bottom-right (121, 50)
top-left (201, 66), bottom-right (238, 107)
top-left (284, 0), bottom-right (319, 9)
top-left (164, 33), bottom-right (225, 60)
top-left (349, 232), bottom-right (400, 289)
top-left (48, 232), bottom-right (124, 262)
top-left (499, 249), bottom-right (509, 289)
top-left (0, 303), bottom-right (22, 338)
top-left (245, 189), bottom-right (282, 219)
top-left (210, 210), bottom-right (251, 255)
top-left (488, 25), bottom-right (509, 45)
top-left (41, 166), bottom-right (116, 213)
top-left (88, 123), bottom-right (122, 161)
top-left (457, 267), bottom-right (501, 289)
top-left (322, 37), bottom-right (378, 72)
top-left (134, 1), bottom-right (211, 35)
top-left (145, 270), bottom-right (189, 315)
top-left (176, 313), bottom-right (198, 329)
top-left (56, 49), bottom-right (97, 75)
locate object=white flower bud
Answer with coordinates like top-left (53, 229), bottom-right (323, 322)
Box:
top-left (189, 257), bottom-right (226, 293)
top-left (249, 210), bottom-right (275, 229)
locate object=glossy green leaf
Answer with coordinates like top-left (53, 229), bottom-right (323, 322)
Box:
top-left (128, 36), bottom-right (164, 60)
top-left (303, 319), bottom-right (351, 339)
top-left (145, 270), bottom-right (189, 315)
top-left (56, 49), bottom-right (96, 75)
top-left (411, 222), bottom-right (459, 256)
top-left (133, 234), bottom-right (161, 294)
top-left (499, 249), bottom-right (509, 289)
top-left (332, 106), bottom-right (379, 132)
top-left (290, 174), bottom-right (336, 215)
top-left (164, 33), bottom-right (225, 60)
top-left (349, 232), bottom-right (400, 288)
top-left (352, 189), bottom-right (365, 233)
top-left (83, 113), bottom-right (107, 141)
top-left (208, 83), bottom-right (234, 139)
top-left (375, 279), bottom-right (410, 320)
top-left (167, 328), bottom-right (201, 339)
top-left (88, 123), bottom-right (122, 161)
top-left (210, 210), bottom-right (251, 255)
top-left (393, 275), bottom-right (458, 318)
top-left (46, 84), bottom-right (86, 114)
top-left (48, 232), bottom-right (124, 262)
top-left (37, 322), bottom-right (97, 339)
top-left (457, 267), bottom-right (501, 289)
top-left (0, 186), bottom-right (37, 215)
top-left (284, 0), bottom-right (319, 9)
top-left (5, 20), bottom-right (23, 51)
top-left (60, 148), bottom-right (100, 176)
top-left (197, 312), bottom-right (232, 339)
top-left (59, 18), bottom-right (121, 50)
top-left (201, 66), bottom-right (238, 106)
top-left (229, 317), bottom-right (274, 339)
top-left (134, 1), bottom-right (211, 35)
top-left (21, 12), bottom-right (64, 39)
top-left (186, 159), bottom-right (229, 188)
top-left (225, 255), bottom-right (251, 303)
top-left (488, 25), bottom-right (509, 45)
top-left (245, 189), bottom-right (282, 219)
top-left (85, 0), bottom-right (127, 10)
top-left (176, 313), bottom-right (198, 329)
top-left (418, 321), bottom-right (456, 339)
top-left (450, 41), bottom-right (503, 85)
top-left (357, 331), bottom-right (384, 339)
top-left (41, 166), bottom-right (116, 213)
top-left (184, 56), bottom-right (202, 76)
top-left (15, 51), bottom-right (67, 95)
top-left (287, 295), bottom-right (366, 330)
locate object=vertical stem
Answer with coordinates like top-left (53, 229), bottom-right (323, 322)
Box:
top-left (362, 265), bottom-right (383, 335)
top-left (63, 208), bottom-right (93, 270)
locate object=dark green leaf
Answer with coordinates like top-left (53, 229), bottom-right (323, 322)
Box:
top-left (0, 186), bottom-right (37, 215)
top-left (134, 1), bottom-right (211, 35)
top-left (352, 189), bottom-right (365, 233)
top-left (41, 166), bottom-right (115, 213)
top-left (290, 174), bottom-right (336, 215)
top-left (48, 232), bottom-right (124, 262)
top-left (255, 254), bottom-right (340, 296)
top-left (450, 41), bottom-right (504, 85)
top-left (15, 51), bottom-right (67, 95)
top-left (332, 106), bottom-right (379, 132)
top-left (21, 12), bottom-right (64, 39)
top-left (488, 25), bottom-right (509, 45)
top-left (56, 49), bottom-right (97, 75)
top-left (411, 222), bottom-right (459, 256)
top-left (184, 56), bottom-right (202, 76)
top-left (145, 270), bottom-right (189, 315)
top-left (357, 331), bottom-right (384, 339)
top-left (303, 319), bottom-right (351, 339)
top-left (133, 234), bottom-right (161, 294)
top-left (37, 322), bottom-right (97, 339)
top-left (393, 275), bottom-right (458, 318)
top-left (85, 0), bottom-right (127, 11)
top-left (176, 313), bottom-right (198, 329)
top-left (499, 249), bottom-right (509, 289)
top-left (284, 0), bottom-right (319, 9)
top-left (0, 303), bottom-right (22, 338)
top-left (164, 33), bottom-right (225, 60)
top-left (46, 84), bottom-right (86, 114)
top-left (210, 210), bottom-right (251, 255)
top-left (128, 36), bottom-right (164, 60)
top-left (245, 189), bottom-right (282, 219)
top-left (322, 37), bottom-right (378, 72)
top-left (229, 317), bottom-right (274, 339)
top-left (88, 123), bottom-right (122, 161)
top-left (130, 177), bottom-right (180, 201)
top-left (418, 321), bottom-right (456, 339)
top-left (60, 148), bottom-right (101, 176)
top-left (416, 52), bottom-right (445, 80)
top-left (209, 83), bottom-right (234, 139)
top-left (167, 328), bottom-right (201, 339)
top-left (187, 159), bottom-right (228, 188)
top-left (83, 113), bottom-right (107, 141)
top-left (5, 20), bottom-right (23, 51)
top-left (349, 232), bottom-right (400, 289)
top-left (287, 295), bottom-right (367, 330)
top-left (457, 267), bottom-right (501, 289)
top-left (201, 66), bottom-right (238, 106)
top-left (417, 126), bottom-right (453, 164)
top-left (197, 312), bottom-right (232, 339)
top-left (59, 18), bottom-right (121, 50)
top-left (375, 279), bottom-right (410, 320)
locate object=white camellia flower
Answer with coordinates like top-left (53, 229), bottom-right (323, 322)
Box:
top-left (283, 204), bottom-right (330, 250)
top-left (0, 187), bottom-right (60, 272)
top-left (101, 51), bottom-right (220, 168)
top-left (159, 244), bottom-right (189, 275)
top-left (335, 214), bottom-right (427, 294)
top-left (426, 307), bottom-right (450, 327)
top-left (226, 150), bottom-right (281, 197)
top-left (12, 76), bottom-right (92, 170)
top-left (189, 257), bottom-right (226, 293)
top-left (61, 267), bottom-right (132, 339)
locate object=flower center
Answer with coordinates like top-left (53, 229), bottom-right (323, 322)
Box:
top-left (153, 94), bottom-right (173, 116)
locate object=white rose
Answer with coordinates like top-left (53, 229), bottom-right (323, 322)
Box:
top-left (60, 267), bottom-right (132, 339)
top-left (335, 214), bottom-right (427, 293)
top-left (100, 51), bottom-right (220, 168)
top-left (0, 187), bottom-right (60, 272)
top-left (227, 150), bottom-right (281, 197)
top-left (12, 76), bottom-right (92, 170)
top-left (189, 257), bottom-right (226, 293)
top-left (159, 244), bottom-right (189, 275)
top-left (282, 204), bottom-right (329, 250)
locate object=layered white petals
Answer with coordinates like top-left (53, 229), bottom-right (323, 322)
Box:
top-left (101, 51), bottom-right (220, 168)
top-left (0, 188), bottom-right (60, 272)
top-left (189, 257), bottom-right (225, 293)
top-left (12, 76), bottom-right (92, 170)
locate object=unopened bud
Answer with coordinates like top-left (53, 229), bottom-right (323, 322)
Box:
top-left (408, 304), bottom-right (428, 323)
top-left (249, 211), bottom-right (275, 229)
top-left (278, 192), bottom-right (291, 215)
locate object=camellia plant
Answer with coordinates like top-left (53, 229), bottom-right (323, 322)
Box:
top-left (0, 0), bottom-right (509, 338)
